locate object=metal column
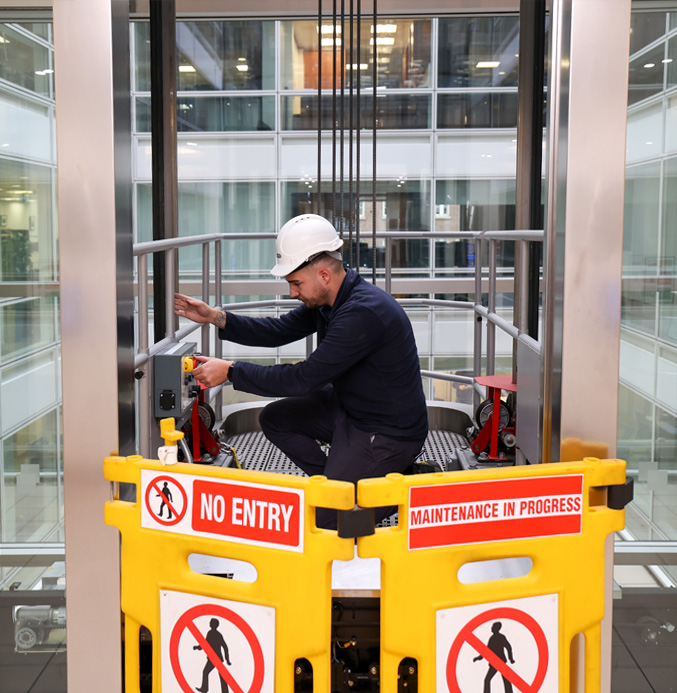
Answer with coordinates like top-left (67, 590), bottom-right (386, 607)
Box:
top-left (53, 1), bottom-right (124, 691)
top-left (543, 3), bottom-right (631, 691)
top-left (150, 0), bottom-right (178, 342)
top-left (113, 0), bottom-right (135, 456)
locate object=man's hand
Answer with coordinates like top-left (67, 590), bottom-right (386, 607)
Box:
top-left (192, 356), bottom-right (233, 388)
top-left (174, 293), bottom-right (226, 328)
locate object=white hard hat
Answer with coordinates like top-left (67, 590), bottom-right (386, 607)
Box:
top-left (271, 214), bottom-right (343, 278)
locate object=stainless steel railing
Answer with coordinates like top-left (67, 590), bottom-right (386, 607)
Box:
top-left (133, 228), bottom-right (544, 458)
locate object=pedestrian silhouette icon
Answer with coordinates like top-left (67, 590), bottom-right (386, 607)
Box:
top-left (194, 618), bottom-right (232, 693)
top-left (473, 621), bottom-right (515, 693)
top-left (157, 481), bottom-right (173, 519)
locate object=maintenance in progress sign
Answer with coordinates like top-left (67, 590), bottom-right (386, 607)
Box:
top-left (408, 474), bottom-right (583, 549)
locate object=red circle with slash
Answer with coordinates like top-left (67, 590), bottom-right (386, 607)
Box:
top-left (170, 603), bottom-right (265, 693)
top-left (446, 607), bottom-right (548, 693)
top-left (145, 475), bottom-right (188, 526)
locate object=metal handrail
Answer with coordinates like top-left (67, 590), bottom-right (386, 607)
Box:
top-left (134, 227), bottom-right (545, 457)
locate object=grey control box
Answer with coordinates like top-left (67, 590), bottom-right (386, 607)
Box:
top-left (153, 342), bottom-right (198, 419)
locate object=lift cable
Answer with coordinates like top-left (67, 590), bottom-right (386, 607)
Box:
top-left (332, 0), bottom-right (338, 227)
top-left (372, 0), bottom-right (377, 284)
top-left (317, 0), bottom-right (322, 208)
top-left (339, 0), bottom-right (345, 239)
top-left (355, 0), bottom-right (362, 272)
top-left (348, 0), bottom-right (355, 264)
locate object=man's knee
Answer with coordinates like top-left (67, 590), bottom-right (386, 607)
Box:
top-left (258, 399), bottom-right (286, 436)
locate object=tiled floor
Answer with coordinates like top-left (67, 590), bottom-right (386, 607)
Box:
top-left (612, 589), bottom-right (677, 693)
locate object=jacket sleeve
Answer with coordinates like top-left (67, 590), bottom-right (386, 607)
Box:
top-left (231, 305), bottom-right (384, 397)
top-left (219, 305), bottom-right (317, 347)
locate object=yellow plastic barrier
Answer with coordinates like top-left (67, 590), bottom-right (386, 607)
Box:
top-left (104, 454), bottom-right (355, 693)
top-left (356, 458), bottom-right (628, 692)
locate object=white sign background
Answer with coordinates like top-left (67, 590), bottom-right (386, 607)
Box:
top-left (140, 469), bottom-right (305, 552)
top-left (161, 589), bottom-right (275, 693)
top-left (437, 593), bottom-right (559, 693)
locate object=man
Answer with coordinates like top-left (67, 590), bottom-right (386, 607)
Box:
top-left (175, 213), bottom-right (428, 528)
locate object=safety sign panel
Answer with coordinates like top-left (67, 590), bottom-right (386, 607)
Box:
top-left (408, 474), bottom-right (583, 550)
top-left (141, 470), bottom-right (304, 552)
top-left (161, 589), bottom-right (275, 693)
top-left (437, 593), bottom-right (558, 693)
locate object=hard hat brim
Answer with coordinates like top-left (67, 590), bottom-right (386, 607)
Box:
top-left (270, 261), bottom-right (301, 278)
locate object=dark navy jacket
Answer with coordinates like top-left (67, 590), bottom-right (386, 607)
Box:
top-left (221, 269), bottom-right (428, 441)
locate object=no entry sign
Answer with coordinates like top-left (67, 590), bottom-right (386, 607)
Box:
top-left (140, 470), bottom-right (304, 552)
top-left (408, 474), bottom-right (583, 550)
top-left (161, 590), bottom-right (275, 693)
top-left (437, 594), bottom-right (559, 693)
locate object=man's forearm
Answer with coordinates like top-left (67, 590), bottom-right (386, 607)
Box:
top-left (212, 308), bottom-right (227, 329)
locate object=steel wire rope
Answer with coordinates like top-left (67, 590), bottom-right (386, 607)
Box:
top-left (355, 0), bottom-right (361, 272)
top-left (371, 0), bottom-right (377, 284)
top-left (339, 0), bottom-right (345, 239)
top-left (332, 0), bottom-right (337, 226)
top-left (348, 0), bottom-right (355, 264)
top-left (317, 0), bottom-right (322, 211)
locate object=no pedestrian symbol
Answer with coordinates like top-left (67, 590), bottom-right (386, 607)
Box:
top-left (168, 603), bottom-right (267, 693)
top-left (144, 475), bottom-right (188, 526)
top-left (438, 596), bottom-right (558, 693)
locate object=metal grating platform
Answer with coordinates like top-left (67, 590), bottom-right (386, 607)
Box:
top-left (225, 429), bottom-right (471, 476)
top-left (225, 430), bottom-right (472, 528)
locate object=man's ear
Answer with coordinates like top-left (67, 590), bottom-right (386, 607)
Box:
top-left (317, 266), bottom-right (331, 284)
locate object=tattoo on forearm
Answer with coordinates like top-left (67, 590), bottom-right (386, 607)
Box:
top-left (213, 309), bottom-right (227, 329)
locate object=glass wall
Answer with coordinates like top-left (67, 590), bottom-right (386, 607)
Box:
top-left (131, 16), bottom-right (520, 388)
top-left (620, 8), bottom-right (677, 570)
top-left (0, 18), bottom-right (65, 693)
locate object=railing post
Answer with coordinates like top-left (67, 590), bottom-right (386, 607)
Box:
top-left (385, 236), bottom-right (392, 295)
top-left (214, 240), bottom-right (223, 413)
top-left (138, 254), bottom-right (151, 458)
top-left (487, 238), bottom-right (497, 376)
top-left (201, 242), bottom-right (210, 355)
top-left (473, 237), bottom-right (483, 411)
top-left (164, 248), bottom-right (176, 340)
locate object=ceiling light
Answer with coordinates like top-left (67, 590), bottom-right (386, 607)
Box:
top-left (321, 37), bottom-right (342, 47)
top-left (179, 65), bottom-right (196, 73)
top-left (371, 24), bottom-right (397, 33)
top-left (0, 37), bottom-right (9, 44)
top-left (35, 70), bottom-right (46, 76)
top-left (646, 141), bottom-right (653, 145)
top-left (663, 58), bottom-right (673, 64)
top-left (370, 37), bottom-right (395, 46)
top-left (43, 69), bottom-right (54, 74)
top-left (349, 63), bottom-right (369, 70)
top-left (236, 64), bottom-right (249, 72)
top-left (1, 143), bottom-right (9, 147)
top-left (644, 63), bottom-right (655, 68)
top-left (185, 142), bottom-right (198, 146)
top-left (237, 57), bottom-right (246, 61)
top-left (476, 61), bottom-right (500, 68)
top-left (319, 25), bottom-right (342, 34)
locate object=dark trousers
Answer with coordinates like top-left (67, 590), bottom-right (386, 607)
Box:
top-left (258, 387), bottom-right (425, 529)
